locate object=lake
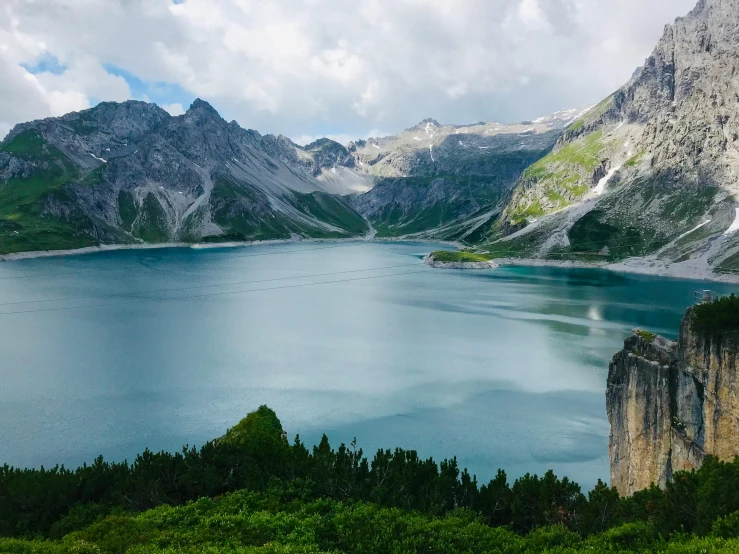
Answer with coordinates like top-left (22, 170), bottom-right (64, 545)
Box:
top-left (1, 241), bottom-right (736, 491)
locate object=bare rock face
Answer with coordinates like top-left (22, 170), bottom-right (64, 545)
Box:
top-left (0, 97), bottom-right (583, 253)
top-left (0, 99), bottom-right (371, 253)
top-left (607, 306), bottom-right (739, 496)
top-left (496, 0), bottom-right (739, 273)
top-left (345, 112), bottom-right (579, 240)
top-left (677, 310), bottom-right (739, 460)
top-left (607, 332), bottom-right (677, 495)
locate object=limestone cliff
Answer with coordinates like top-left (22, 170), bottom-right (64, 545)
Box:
top-left (607, 307), bottom-right (739, 496)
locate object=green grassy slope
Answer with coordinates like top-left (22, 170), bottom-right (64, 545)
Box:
top-left (0, 130), bottom-right (99, 254)
top-left (367, 175), bottom-right (506, 238)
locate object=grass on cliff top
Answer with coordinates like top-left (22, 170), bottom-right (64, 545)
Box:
top-left (635, 330), bottom-right (656, 342)
top-left (692, 294), bottom-right (739, 336)
top-left (566, 95), bottom-right (615, 133)
top-left (431, 250), bottom-right (491, 263)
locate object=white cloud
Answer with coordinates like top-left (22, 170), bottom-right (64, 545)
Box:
top-left (0, 0), bottom-right (699, 142)
top-left (162, 102), bottom-right (185, 116)
top-left (517, 0), bottom-right (549, 30)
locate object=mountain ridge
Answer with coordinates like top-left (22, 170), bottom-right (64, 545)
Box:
top-left (0, 98), bottom-right (581, 254)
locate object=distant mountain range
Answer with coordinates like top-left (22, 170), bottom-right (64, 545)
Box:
top-left (3, 0), bottom-right (736, 277)
top-left (0, 95), bottom-right (579, 254)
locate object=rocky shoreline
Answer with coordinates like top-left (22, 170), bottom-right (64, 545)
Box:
top-left (494, 257), bottom-right (739, 284)
top-left (0, 241), bottom-right (289, 261)
top-left (0, 237), bottom-right (460, 262)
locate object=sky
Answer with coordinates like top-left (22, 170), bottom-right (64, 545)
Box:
top-left (1, 0), bottom-right (698, 145)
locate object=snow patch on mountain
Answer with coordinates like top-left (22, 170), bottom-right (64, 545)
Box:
top-left (677, 220), bottom-right (712, 241)
top-left (725, 208), bottom-right (739, 235)
top-left (594, 165), bottom-right (622, 196)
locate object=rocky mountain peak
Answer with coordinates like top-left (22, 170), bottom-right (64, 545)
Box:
top-left (186, 98), bottom-right (221, 119)
top-left (496, 0), bottom-right (739, 278)
top-left (407, 118), bottom-right (441, 132)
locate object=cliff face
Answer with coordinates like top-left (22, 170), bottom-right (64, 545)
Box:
top-left (607, 307), bottom-right (739, 496)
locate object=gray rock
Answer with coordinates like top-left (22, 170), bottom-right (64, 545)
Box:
top-left (495, 0), bottom-right (739, 275)
top-left (0, 99), bottom-right (369, 252)
top-left (608, 305), bottom-right (739, 495)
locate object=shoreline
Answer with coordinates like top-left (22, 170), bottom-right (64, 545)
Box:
top-left (2, 240), bottom-right (738, 285)
top-left (0, 241), bottom-right (274, 262)
top-left (0, 237), bottom-right (461, 262)
top-left (494, 257), bottom-right (739, 285)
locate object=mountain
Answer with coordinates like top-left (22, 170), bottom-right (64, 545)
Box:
top-left (484, 0), bottom-right (739, 275)
top-left (0, 99), bottom-right (369, 254)
top-left (0, 99), bottom-right (581, 254)
top-left (343, 112), bottom-right (582, 240)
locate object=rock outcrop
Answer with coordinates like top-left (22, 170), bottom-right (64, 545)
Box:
top-left (607, 307), bottom-right (739, 496)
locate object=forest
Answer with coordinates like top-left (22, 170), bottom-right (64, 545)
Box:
top-left (3, 405), bottom-right (739, 552)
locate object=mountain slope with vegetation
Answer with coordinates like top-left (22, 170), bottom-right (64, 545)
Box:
top-left (0, 102), bottom-right (583, 254)
top-left (468, 0), bottom-right (739, 277)
top-left (0, 100), bottom-right (369, 254)
top-left (346, 112), bottom-right (583, 240)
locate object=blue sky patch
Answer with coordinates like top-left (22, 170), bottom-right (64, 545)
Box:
top-left (103, 63), bottom-right (193, 109)
top-left (21, 54), bottom-right (67, 75)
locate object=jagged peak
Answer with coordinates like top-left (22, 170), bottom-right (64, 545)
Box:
top-left (187, 98), bottom-right (220, 117)
top-left (56, 99), bottom-right (167, 121)
top-left (418, 117), bottom-right (441, 128)
top-left (687, 0), bottom-right (709, 18)
top-left (403, 118), bottom-right (442, 134)
top-left (303, 137), bottom-right (346, 152)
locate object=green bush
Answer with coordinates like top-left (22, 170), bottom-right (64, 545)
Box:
top-left (712, 511), bottom-right (739, 539)
top-left (525, 524), bottom-right (582, 550)
top-left (692, 294), bottom-right (739, 336)
top-left (636, 329), bottom-right (656, 342)
top-left (590, 522), bottom-right (662, 551)
top-left (63, 515), bottom-right (154, 553)
top-left (5, 409), bottom-right (739, 552)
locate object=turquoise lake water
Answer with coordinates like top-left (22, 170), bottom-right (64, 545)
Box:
top-left (1, 241), bottom-right (736, 490)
